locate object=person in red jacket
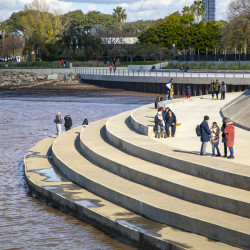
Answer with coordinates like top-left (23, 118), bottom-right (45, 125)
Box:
top-left (224, 118), bottom-right (235, 159)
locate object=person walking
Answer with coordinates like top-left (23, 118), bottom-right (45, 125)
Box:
top-left (200, 115), bottom-right (211, 155)
top-left (214, 79), bottom-right (220, 100)
top-left (210, 122), bottom-right (221, 156)
top-left (109, 65), bottom-right (113, 74)
top-left (209, 80), bottom-right (215, 100)
top-left (220, 81), bottom-right (226, 100)
top-left (186, 85), bottom-right (192, 99)
top-left (165, 109), bottom-right (176, 137)
top-left (54, 112), bottom-right (63, 136)
top-left (64, 114), bottom-right (72, 131)
top-left (221, 117), bottom-right (228, 157)
top-left (165, 79), bottom-right (173, 100)
top-left (224, 118), bottom-right (235, 159)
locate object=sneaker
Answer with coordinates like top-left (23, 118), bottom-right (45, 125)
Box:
top-left (164, 135), bottom-right (167, 138)
top-left (200, 153), bottom-right (207, 156)
top-left (216, 154), bottom-right (221, 157)
top-left (227, 155), bottom-right (234, 159)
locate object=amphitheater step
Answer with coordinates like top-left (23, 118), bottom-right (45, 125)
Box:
top-left (51, 126), bottom-right (250, 248)
top-left (23, 135), bottom-right (239, 250)
top-left (105, 111), bottom-right (250, 191)
top-left (79, 118), bottom-right (250, 218)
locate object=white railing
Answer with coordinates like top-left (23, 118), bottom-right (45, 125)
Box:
top-left (75, 68), bottom-right (250, 79)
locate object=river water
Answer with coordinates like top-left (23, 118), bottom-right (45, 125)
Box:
top-left (0, 90), bottom-right (155, 249)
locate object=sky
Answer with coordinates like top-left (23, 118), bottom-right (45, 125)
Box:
top-left (0, 0), bottom-right (232, 23)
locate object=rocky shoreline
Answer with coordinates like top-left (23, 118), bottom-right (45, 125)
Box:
top-left (0, 71), bottom-right (161, 97)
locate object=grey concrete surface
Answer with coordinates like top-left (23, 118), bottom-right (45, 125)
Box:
top-left (51, 126), bottom-right (250, 248)
top-left (79, 118), bottom-right (250, 218)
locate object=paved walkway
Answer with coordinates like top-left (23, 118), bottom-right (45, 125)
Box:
top-left (136, 92), bottom-right (250, 166)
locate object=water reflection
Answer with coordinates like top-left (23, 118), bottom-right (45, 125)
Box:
top-left (0, 91), bottom-right (154, 249)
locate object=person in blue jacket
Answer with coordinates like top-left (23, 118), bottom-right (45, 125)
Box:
top-left (200, 115), bottom-right (211, 155)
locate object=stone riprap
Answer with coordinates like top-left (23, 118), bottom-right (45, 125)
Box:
top-left (0, 71), bottom-right (79, 87)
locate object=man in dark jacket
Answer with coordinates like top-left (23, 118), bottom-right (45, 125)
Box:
top-left (64, 114), bottom-right (72, 131)
top-left (200, 115), bottom-right (211, 155)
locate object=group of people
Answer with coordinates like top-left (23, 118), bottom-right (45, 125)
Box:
top-left (109, 65), bottom-right (117, 74)
top-left (200, 115), bottom-right (235, 159)
top-left (209, 79), bottom-right (226, 100)
top-left (54, 113), bottom-right (89, 137)
top-left (54, 112), bottom-right (73, 136)
top-left (154, 106), bottom-right (177, 139)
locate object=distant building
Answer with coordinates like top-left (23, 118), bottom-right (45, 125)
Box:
top-left (202, 0), bottom-right (216, 21)
top-left (101, 37), bottom-right (138, 45)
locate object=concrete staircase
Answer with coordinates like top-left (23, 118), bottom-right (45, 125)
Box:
top-left (25, 98), bottom-right (250, 249)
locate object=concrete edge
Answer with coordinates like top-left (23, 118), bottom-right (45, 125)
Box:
top-left (23, 151), bottom-right (185, 250)
top-left (50, 134), bottom-right (250, 248)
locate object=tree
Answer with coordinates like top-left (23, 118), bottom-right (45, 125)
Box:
top-left (112, 7), bottom-right (127, 30)
top-left (191, 0), bottom-right (205, 23)
top-left (0, 21), bottom-right (9, 57)
top-left (20, 0), bottom-right (65, 59)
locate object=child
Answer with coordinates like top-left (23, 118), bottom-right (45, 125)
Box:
top-left (210, 122), bottom-right (221, 156)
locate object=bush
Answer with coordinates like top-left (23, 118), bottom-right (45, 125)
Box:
top-left (241, 64), bottom-right (249, 70)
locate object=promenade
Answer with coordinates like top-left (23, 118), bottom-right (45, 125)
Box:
top-left (132, 92), bottom-right (250, 166)
top-left (24, 90), bottom-right (250, 249)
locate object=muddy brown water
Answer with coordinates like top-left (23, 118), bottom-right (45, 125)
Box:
top-left (0, 90), bottom-right (155, 249)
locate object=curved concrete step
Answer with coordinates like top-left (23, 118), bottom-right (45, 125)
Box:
top-left (105, 111), bottom-right (250, 191)
top-left (24, 136), bottom-right (226, 250)
top-left (51, 126), bottom-right (250, 248)
top-left (79, 119), bottom-right (250, 218)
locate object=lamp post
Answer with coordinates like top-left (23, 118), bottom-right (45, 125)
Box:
top-left (172, 44), bottom-right (175, 60)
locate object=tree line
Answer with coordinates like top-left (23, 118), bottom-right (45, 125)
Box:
top-left (0, 0), bottom-right (249, 63)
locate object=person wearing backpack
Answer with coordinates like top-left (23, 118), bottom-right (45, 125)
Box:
top-left (54, 112), bottom-right (63, 136)
top-left (200, 115), bottom-right (211, 156)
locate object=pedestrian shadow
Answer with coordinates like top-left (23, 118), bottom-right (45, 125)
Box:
top-left (173, 149), bottom-right (201, 156)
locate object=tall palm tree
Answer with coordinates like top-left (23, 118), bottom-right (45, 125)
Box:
top-left (112, 7), bottom-right (127, 29)
top-left (191, 0), bottom-right (205, 23)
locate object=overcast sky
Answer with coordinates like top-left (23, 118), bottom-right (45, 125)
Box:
top-left (0, 0), bottom-right (232, 23)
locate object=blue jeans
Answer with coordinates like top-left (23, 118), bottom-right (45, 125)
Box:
top-left (166, 123), bottom-right (176, 137)
top-left (212, 144), bottom-right (221, 155)
top-left (229, 147), bottom-right (234, 156)
top-left (211, 91), bottom-right (214, 98)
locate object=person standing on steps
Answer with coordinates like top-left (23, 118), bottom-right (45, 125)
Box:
top-left (209, 80), bottom-right (215, 100)
top-left (200, 115), bottom-right (211, 156)
top-left (220, 81), bottom-right (226, 100)
top-left (54, 112), bottom-right (63, 136)
top-left (165, 109), bottom-right (176, 137)
top-left (210, 122), bottom-right (221, 157)
top-left (214, 79), bottom-right (220, 100)
top-left (64, 114), bottom-right (72, 131)
top-left (224, 118), bottom-right (235, 159)
top-left (221, 117), bottom-right (228, 157)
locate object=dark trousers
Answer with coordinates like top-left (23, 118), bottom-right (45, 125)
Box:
top-left (221, 91), bottom-right (225, 99)
top-left (215, 91), bottom-right (219, 99)
top-left (224, 142), bottom-right (227, 156)
top-left (166, 123), bottom-right (176, 137)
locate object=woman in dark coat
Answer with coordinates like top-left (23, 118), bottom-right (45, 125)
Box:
top-left (165, 110), bottom-right (176, 137)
